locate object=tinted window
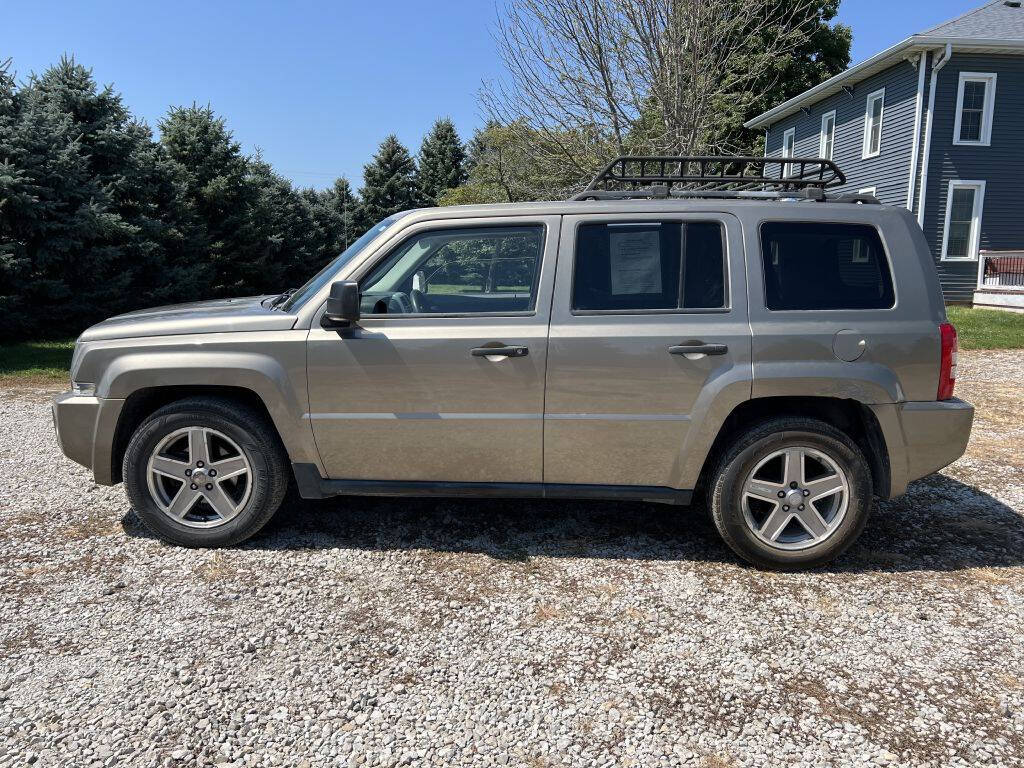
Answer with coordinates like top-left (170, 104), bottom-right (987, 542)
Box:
top-left (760, 222), bottom-right (895, 311)
top-left (361, 226), bottom-right (543, 315)
top-left (572, 221), bottom-right (726, 311)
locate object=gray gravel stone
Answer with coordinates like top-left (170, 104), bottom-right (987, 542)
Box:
top-left (1, 350), bottom-right (1023, 767)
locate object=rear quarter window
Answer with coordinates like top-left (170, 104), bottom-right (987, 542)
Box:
top-left (760, 222), bottom-right (895, 311)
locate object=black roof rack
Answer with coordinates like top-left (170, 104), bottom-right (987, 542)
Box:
top-left (572, 156), bottom-right (876, 204)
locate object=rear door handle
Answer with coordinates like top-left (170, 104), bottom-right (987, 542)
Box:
top-left (668, 343), bottom-right (728, 357)
top-left (471, 345), bottom-right (529, 358)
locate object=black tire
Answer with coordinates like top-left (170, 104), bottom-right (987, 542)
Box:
top-left (709, 417), bottom-right (872, 570)
top-left (123, 397), bottom-right (289, 547)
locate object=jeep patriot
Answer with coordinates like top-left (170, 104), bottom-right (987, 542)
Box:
top-left (53, 157), bottom-right (974, 569)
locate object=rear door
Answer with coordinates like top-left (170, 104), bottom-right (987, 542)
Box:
top-left (543, 212), bottom-right (751, 489)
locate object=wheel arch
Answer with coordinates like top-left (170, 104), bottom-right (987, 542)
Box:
top-left (695, 396), bottom-right (891, 502)
top-left (110, 385), bottom-right (289, 485)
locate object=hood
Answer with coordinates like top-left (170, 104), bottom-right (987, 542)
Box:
top-left (78, 295), bottom-right (298, 342)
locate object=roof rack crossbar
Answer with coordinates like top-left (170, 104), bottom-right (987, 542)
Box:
top-left (573, 155), bottom-right (847, 201)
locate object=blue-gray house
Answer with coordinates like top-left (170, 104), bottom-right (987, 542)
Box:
top-left (746, 0), bottom-right (1024, 307)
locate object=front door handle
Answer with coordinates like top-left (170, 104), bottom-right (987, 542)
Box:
top-left (471, 345), bottom-right (529, 358)
top-left (668, 343), bottom-right (728, 357)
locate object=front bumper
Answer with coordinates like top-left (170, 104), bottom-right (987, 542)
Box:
top-left (870, 397), bottom-right (974, 497)
top-left (52, 392), bottom-right (125, 485)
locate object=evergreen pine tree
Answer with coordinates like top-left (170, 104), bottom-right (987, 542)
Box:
top-left (416, 118), bottom-right (466, 206)
top-left (358, 135), bottom-right (419, 229)
top-left (159, 104), bottom-right (267, 297)
top-left (0, 57), bottom-right (184, 339)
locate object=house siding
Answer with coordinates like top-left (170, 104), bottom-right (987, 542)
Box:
top-left (765, 51), bottom-right (1024, 305)
top-left (923, 53), bottom-right (1024, 303)
top-left (765, 59), bottom-right (922, 206)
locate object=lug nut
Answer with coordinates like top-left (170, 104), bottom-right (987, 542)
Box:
top-left (190, 483), bottom-right (198, 490)
top-left (185, 468), bottom-right (192, 476)
top-left (782, 505), bottom-right (790, 512)
top-left (798, 504), bottom-right (805, 511)
top-left (208, 469), bottom-right (216, 477)
top-left (790, 481), bottom-right (798, 489)
top-left (803, 489), bottom-right (810, 496)
top-left (777, 491), bottom-right (785, 498)
top-left (205, 483), bottom-right (213, 491)
top-left (196, 461), bottom-right (205, 468)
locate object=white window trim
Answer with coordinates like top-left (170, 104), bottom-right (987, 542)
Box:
top-left (953, 72), bottom-right (997, 146)
top-left (819, 110), bottom-right (836, 160)
top-left (781, 127), bottom-right (795, 177)
top-left (940, 180), bottom-right (986, 261)
top-left (859, 187), bottom-right (877, 196)
top-left (862, 88), bottom-right (885, 159)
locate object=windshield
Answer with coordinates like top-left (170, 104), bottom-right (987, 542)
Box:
top-left (280, 213), bottom-right (407, 312)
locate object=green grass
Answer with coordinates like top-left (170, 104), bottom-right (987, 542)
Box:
top-left (0, 339), bottom-right (75, 381)
top-left (947, 306), bottom-right (1024, 350)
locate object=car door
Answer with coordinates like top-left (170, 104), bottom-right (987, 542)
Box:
top-left (305, 215), bottom-right (560, 484)
top-left (544, 212), bottom-right (751, 490)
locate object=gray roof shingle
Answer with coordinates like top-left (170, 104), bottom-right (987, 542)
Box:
top-left (919, 0), bottom-right (1024, 40)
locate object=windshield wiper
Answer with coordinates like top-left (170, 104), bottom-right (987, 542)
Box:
top-left (270, 288), bottom-right (298, 308)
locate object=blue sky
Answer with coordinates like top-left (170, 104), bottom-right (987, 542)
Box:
top-left (1, 0), bottom-right (981, 189)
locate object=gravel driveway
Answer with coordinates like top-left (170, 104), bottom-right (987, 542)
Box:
top-left (2, 350), bottom-right (1023, 768)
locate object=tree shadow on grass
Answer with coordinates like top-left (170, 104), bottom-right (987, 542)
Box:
top-left (122, 474), bottom-right (1024, 574)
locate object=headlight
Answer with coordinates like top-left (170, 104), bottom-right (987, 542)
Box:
top-left (72, 382), bottom-right (96, 397)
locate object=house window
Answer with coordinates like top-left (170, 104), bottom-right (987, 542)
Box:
top-left (781, 127), bottom-right (796, 177)
top-left (941, 181), bottom-right (986, 261)
top-left (863, 89), bottom-right (884, 158)
top-left (954, 72), bottom-right (997, 146)
top-left (819, 110), bottom-right (836, 160)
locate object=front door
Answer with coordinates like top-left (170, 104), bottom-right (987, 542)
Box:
top-left (306, 216), bottom-right (560, 483)
top-left (544, 212), bottom-right (751, 489)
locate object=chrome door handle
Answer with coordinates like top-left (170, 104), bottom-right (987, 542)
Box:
top-left (668, 343), bottom-right (728, 356)
top-left (471, 345), bottom-right (529, 358)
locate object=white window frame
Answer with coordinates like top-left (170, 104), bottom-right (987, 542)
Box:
top-left (781, 127), bottom-right (796, 177)
top-left (862, 88), bottom-right (885, 159)
top-left (940, 180), bottom-right (986, 262)
top-left (953, 72), bottom-right (997, 146)
top-left (852, 191), bottom-right (876, 262)
top-left (819, 110), bottom-right (836, 160)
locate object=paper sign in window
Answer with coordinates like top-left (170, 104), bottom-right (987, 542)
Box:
top-left (609, 229), bottom-right (662, 295)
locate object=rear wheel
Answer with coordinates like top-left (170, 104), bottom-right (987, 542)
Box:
top-left (123, 397), bottom-right (288, 547)
top-left (709, 417), bottom-right (872, 570)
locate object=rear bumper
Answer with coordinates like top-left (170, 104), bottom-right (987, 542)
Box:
top-left (870, 397), bottom-right (974, 497)
top-left (52, 392), bottom-right (125, 485)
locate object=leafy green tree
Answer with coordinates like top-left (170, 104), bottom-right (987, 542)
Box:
top-left (439, 121), bottom-right (585, 205)
top-left (720, 0), bottom-right (851, 153)
top-left (357, 135), bottom-right (419, 229)
top-left (417, 118), bottom-right (467, 206)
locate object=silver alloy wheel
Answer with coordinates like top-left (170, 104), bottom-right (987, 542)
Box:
top-left (146, 427), bottom-right (253, 528)
top-left (740, 446), bottom-right (850, 551)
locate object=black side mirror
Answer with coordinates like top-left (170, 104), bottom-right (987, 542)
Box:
top-left (322, 280), bottom-right (360, 327)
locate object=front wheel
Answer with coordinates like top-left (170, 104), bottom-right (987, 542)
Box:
top-left (709, 417), bottom-right (872, 570)
top-left (123, 397), bottom-right (289, 547)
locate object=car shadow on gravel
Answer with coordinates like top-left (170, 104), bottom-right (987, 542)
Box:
top-left (121, 474), bottom-right (1024, 573)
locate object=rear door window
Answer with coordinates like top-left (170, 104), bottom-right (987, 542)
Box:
top-left (572, 221), bottom-right (727, 311)
top-left (760, 222), bottom-right (895, 310)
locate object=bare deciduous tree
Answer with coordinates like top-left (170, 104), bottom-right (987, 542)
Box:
top-left (483, 0), bottom-right (825, 194)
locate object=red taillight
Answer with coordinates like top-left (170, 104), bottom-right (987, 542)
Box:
top-left (938, 322), bottom-right (958, 400)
